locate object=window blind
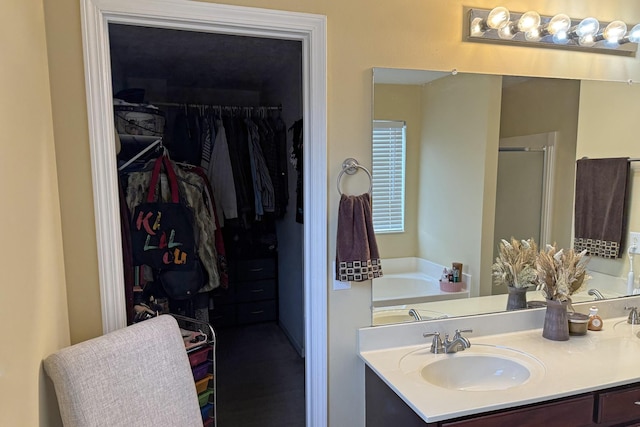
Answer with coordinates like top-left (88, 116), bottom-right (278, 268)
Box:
top-left (372, 120), bottom-right (406, 233)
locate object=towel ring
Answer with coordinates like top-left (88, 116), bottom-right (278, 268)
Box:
top-left (337, 158), bottom-right (373, 195)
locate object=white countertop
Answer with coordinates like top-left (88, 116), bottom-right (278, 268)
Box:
top-left (359, 296), bottom-right (640, 423)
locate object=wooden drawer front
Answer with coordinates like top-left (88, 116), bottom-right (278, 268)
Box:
top-left (235, 258), bottom-right (276, 281)
top-left (443, 394), bottom-right (594, 427)
top-left (236, 279), bottom-right (276, 303)
top-left (597, 385), bottom-right (640, 424)
top-left (211, 287), bottom-right (236, 305)
top-left (237, 300), bottom-right (277, 324)
top-left (209, 304), bottom-right (236, 328)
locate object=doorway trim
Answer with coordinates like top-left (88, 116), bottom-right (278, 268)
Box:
top-left (80, 0), bottom-right (327, 425)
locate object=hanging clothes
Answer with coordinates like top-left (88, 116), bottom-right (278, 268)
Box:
top-left (246, 118), bottom-right (275, 219)
top-left (206, 118), bottom-right (238, 226)
top-left (290, 118), bottom-right (304, 224)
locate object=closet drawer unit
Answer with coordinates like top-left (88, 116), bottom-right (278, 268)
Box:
top-left (237, 300), bottom-right (277, 325)
top-left (211, 286), bottom-right (236, 305)
top-left (236, 279), bottom-right (277, 303)
top-left (209, 304), bottom-right (237, 328)
top-left (234, 258), bottom-right (276, 281)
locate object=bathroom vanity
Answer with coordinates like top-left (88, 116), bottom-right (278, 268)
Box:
top-left (359, 296), bottom-right (640, 427)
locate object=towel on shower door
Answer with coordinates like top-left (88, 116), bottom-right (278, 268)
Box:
top-left (335, 193), bottom-right (383, 282)
top-left (574, 157), bottom-right (630, 259)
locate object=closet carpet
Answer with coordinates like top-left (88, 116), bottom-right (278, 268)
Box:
top-left (215, 322), bottom-right (305, 427)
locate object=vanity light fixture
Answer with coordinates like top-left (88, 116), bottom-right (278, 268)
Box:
top-left (465, 7), bottom-right (640, 56)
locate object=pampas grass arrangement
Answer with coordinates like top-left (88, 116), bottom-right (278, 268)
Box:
top-left (536, 244), bottom-right (590, 302)
top-left (492, 238), bottom-right (539, 289)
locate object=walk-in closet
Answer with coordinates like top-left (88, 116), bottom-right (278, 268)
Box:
top-left (109, 23), bottom-right (305, 426)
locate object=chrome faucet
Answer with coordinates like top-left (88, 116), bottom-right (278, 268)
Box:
top-left (423, 329), bottom-right (472, 354)
top-left (588, 289), bottom-right (605, 300)
top-left (626, 306), bottom-right (640, 324)
top-left (408, 309), bottom-right (422, 321)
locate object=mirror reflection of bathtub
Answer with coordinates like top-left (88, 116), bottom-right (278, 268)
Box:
top-left (372, 269), bottom-right (628, 326)
top-left (372, 257), bottom-right (471, 307)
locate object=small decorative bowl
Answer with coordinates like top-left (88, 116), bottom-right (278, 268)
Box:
top-left (568, 312), bottom-right (589, 336)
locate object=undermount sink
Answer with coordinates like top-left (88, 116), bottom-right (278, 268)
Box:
top-left (613, 320), bottom-right (640, 338)
top-left (399, 344), bottom-right (545, 391)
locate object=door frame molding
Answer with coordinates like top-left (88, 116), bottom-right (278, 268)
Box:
top-left (80, 1), bottom-right (327, 424)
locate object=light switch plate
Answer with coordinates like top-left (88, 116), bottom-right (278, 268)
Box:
top-left (630, 232), bottom-right (640, 254)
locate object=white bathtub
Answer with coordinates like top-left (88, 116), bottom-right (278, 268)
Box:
top-left (372, 258), bottom-right (470, 307)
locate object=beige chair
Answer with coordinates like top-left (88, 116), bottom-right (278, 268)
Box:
top-left (44, 315), bottom-right (203, 427)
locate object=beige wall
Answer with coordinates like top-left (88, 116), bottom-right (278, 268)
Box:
top-left (419, 74), bottom-right (502, 297)
top-left (1, 1), bottom-right (69, 426)
top-left (32, 0), bottom-right (640, 426)
top-left (501, 78), bottom-right (581, 251)
top-left (373, 84), bottom-right (421, 258)
top-left (577, 80), bottom-right (640, 277)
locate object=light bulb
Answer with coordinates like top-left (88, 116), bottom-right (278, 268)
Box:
top-left (487, 7), bottom-right (510, 30)
top-left (576, 17), bottom-right (599, 38)
top-left (628, 23), bottom-right (640, 43)
top-left (498, 24), bottom-right (516, 40)
top-left (603, 20), bottom-right (627, 44)
top-left (578, 35), bottom-right (596, 47)
top-left (547, 14), bottom-right (571, 35)
top-left (525, 28), bottom-right (542, 42)
top-left (552, 30), bottom-right (569, 44)
top-left (470, 17), bottom-right (486, 36)
top-left (518, 11), bottom-right (541, 33)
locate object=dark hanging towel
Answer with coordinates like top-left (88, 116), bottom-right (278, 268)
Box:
top-left (290, 118), bottom-right (304, 224)
top-left (335, 193), bottom-right (383, 282)
top-left (574, 157), bottom-right (630, 259)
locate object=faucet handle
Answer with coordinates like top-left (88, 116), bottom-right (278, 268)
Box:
top-left (626, 306), bottom-right (640, 324)
top-left (453, 328), bottom-right (473, 339)
top-left (423, 332), bottom-right (444, 354)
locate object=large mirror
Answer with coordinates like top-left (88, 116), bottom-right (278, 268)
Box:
top-left (371, 67), bottom-right (640, 326)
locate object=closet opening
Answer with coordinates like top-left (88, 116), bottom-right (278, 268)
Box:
top-left (110, 23), bottom-right (305, 426)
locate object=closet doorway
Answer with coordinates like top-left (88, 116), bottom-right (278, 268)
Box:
top-left (80, 1), bottom-right (327, 426)
top-left (111, 25), bottom-right (305, 425)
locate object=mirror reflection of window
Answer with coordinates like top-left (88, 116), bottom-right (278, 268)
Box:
top-left (372, 120), bottom-right (406, 234)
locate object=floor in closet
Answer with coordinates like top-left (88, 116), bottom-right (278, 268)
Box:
top-left (215, 322), bottom-right (305, 427)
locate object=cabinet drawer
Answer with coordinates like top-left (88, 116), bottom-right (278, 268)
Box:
top-left (443, 394), bottom-right (594, 427)
top-left (234, 258), bottom-right (276, 281)
top-left (597, 385), bottom-right (640, 424)
top-left (211, 286), bottom-right (236, 305)
top-left (236, 279), bottom-right (276, 302)
top-left (237, 300), bottom-right (277, 324)
top-left (209, 304), bottom-right (236, 328)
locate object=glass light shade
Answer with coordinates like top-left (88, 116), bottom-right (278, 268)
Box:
top-left (518, 11), bottom-right (541, 32)
top-left (578, 35), bottom-right (596, 47)
top-left (603, 20), bottom-right (627, 43)
top-left (525, 28), bottom-right (542, 42)
top-left (547, 14), bottom-right (571, 35)
top-left (628, 23), bottom-right (640, 43)
top-left (576, 17), bottom-right (600, 38)
top-left (498, 24), bottom-right (516, 40)
top-left (487, 7), bottom-right (510, 29)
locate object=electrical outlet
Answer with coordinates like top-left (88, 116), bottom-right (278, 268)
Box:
top-left (630, 232), bottom-right (640, 254)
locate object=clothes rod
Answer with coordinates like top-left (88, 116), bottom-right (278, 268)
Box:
top-left (151, 102), bottom-right (282, 110)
